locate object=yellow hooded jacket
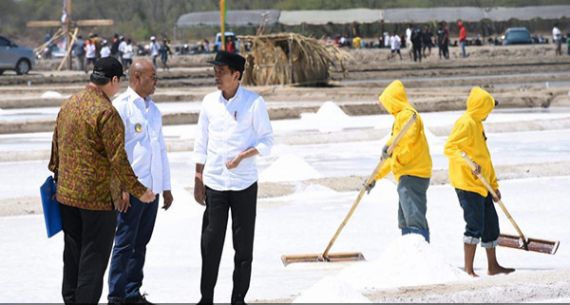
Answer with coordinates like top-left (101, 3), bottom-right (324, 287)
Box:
top-left (444, 87), bottom-right (498, 197)
top-left (374, 80), bottom-right (432, 182)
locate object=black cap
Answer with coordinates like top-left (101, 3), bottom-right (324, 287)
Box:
top-left (494, 99), bottom-right (499, 106)
top-left (208, 51), bottom-right (245, 73)
top-left (91, 57), bottom-right (125, 79)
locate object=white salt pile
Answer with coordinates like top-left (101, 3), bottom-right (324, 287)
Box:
top-left (41, 91), bottom-right (63, 99)
top-left (259, 154), bottom-right (322, 182)
top-left (293, 234), bottom-right (469, 302)
top-left (338, 234), bottom-right (469, 290)
top-left (300, 101), bottom-right (350, 133)
top-left (292, 277), bottom-right (371, 303)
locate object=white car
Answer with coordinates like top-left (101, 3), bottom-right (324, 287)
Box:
top-left (0, 36), bottom-right (35, 75)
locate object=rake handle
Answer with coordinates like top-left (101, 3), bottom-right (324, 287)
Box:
top-left (322, 113), bottom-right (417, 258)
top-left (461, 153), bottom-right (528, 244)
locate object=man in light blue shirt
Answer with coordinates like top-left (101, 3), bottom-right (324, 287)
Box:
top-left (108, 58), bottom-right (173, 305)
top-left (194, 51), bottom-right (273, 305)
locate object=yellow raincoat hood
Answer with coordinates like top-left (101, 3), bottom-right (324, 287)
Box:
top-left (466, 86), bottom-right (495, 121)
top-left (379, 80), bottom-right (410, 116)
top-left (374, 80), bottom-right (432, 182)
top-left (444, 87), bottom-right (499, 197)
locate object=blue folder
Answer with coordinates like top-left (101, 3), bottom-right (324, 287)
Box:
top-left (40, 176), bottom-right (62, 238)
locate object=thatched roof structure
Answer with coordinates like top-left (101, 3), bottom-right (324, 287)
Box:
top-left (238, 33), bottom-right (349, 86)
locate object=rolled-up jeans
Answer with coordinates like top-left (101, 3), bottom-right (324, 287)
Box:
top-left (455, 189), bottom-right (500, 248)
top-left (397, 175), bottom-right (430, 242)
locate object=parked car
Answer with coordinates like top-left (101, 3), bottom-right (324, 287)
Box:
top-left (0, 35), bottom-right (35, 75)
top-left (502, 27), bottom-right (533, 45)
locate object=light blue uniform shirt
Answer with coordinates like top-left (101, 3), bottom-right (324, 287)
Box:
top-left (113, 87), bottom-right (171, 194)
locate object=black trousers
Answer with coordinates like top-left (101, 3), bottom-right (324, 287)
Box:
top-left (200, 182), bottom-right (257, 304)
top-left (413, 45), bottom-right (422, 62)
top-left (59, 203), bottom-right (117, 305)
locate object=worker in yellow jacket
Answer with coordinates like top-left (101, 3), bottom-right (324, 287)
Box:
top-left (444, 86), bottom-right (514, 277)
top-left (366, 80), bottom-right (432, 242)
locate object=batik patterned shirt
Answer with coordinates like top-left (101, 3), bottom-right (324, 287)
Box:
top-left (49, 85), bottom-right (147, 211)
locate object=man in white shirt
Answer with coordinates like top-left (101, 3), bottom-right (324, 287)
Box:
top-left (553, 23), bottom-right (562, 56)
top-left (107, 58), bottom-right (173, 305)
top-left (389, 32), bottom-right (402, 60)
top-left (149, 36), bottom-right (160, 67)
top-left (100, 40), bottom-right (111, 58)
top-left (121, 38), bottom-right (135, 71)
top-left (406, 24), bottom-right (413, 59)
top-left (194, 51), bottom-right (273, 305)
top-left (118, 36), bottom-right (127, 66)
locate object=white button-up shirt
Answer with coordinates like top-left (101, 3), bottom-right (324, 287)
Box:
top-left (194, 86), bottom-right (273, 191)
top-left (113, 87), bottom-right (171, 194)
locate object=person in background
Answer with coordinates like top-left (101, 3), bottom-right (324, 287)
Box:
top-left (389, 32), bottom-right (402, 60)
top-left (406, 24), bottom-right (413, 60)
top-left (100, 40), bottom-right (111, 58)
top-left (49, 57), bottom-right (155, 304)
top-left (458, 20), bottom-right (468, 58)
top-left (111, 33), bottom-right (121, 60)
top-left (159, 39), bottom-right (173, 71)
top-left (73, 35), bottom-right (85, 71)
top-left (352, 36), bottom-right (362, 49)
top-left (85, 39), bottom-right (97, 73)
top-left (422, 25), bottom-right (434, 57)
top-left (194, 51), bottom-right (273, 304)
top-left (553, 23), bottom-right (562, 56)
top-left (444, 86), bottom-right (515, 277)
top-left (225, 36), bottom-right (236, 53)
top-left (89, 33), bottom-right (102, 58)
top-left (149, 36), bottom-right (160, 67)
top-left (411, 26), bottom-right (423, 62)
top-left (122, 38), bottom-right (134, 72)
top-left (437, 21), bottom-right (450, 60)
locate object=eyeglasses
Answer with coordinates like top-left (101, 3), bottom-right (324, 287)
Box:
top-left (139, 73), bottom-right (158, 81)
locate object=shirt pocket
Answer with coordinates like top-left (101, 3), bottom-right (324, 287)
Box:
top-left (234, 109), bottom-right (253, 133)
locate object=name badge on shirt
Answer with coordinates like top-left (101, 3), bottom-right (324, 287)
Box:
top-left (134, 123), bottom-right (143, 133)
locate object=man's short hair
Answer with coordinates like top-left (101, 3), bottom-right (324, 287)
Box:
top-left (90, 57), bottom-right (125, 85)
top-left (209, 51), bottom-right (246, 81)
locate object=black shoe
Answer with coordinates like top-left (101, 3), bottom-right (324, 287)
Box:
top-left (231, 295), bottom-right (247, 305)
top-left (124, 293), bottom-right (154, 305)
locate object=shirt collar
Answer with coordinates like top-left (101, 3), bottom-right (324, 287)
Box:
top-left (219, 85), bottom-right (242, 104)
top-left (126, 86), bottom-right (150, 107)
top-left (86, 84), bottom-right (111, 102)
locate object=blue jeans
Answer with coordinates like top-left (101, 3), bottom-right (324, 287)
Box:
top-left (460, 41), bottom-right (467, 57)
top-left (108, 194), bottom-right (159, 301)
top-left (456, 189), bottom-right (499, 248)
top-left (397, 175), bottom-right (430, 242)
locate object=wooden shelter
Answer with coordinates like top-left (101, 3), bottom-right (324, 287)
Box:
top-left (238, 33), bottom-right (349, 86)
top-left (26, 0), bottom-right (113, 70)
